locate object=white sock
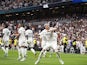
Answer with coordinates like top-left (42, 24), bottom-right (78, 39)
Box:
top-left (56, 52), bottom-right (62, 60)
top-left (1, 47), bottom-right (6, 53)
top-left (24, 48), bottom-right (27, 57)
top-left (18, 47), bottom-right (21, 58)
top-left (6, 48), bottom-right (9, 55)
top-left (49, 49), bottom-right (53, 56)
top-left (21, 48), bottom-right (25, 58)
top-left (37, 50), bottom-right (44, 61)
top-left (35, 49), bottom-right (46, 64)
top-left (43, 50), bottom-right (47, 57)
top-left (31, 48), bottom-right (36, 55)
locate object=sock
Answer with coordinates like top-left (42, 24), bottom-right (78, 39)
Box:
top-left (35, 49), bottom-right (46, 64)
top-left (6, 47), bottom-right (9, 55)
top-left (56, 52), bottom-right (64, 64)
top-left (24, 48), bottom-right (27, 57)
top-left (18, 47), bottom-right (21, 58)
top-left (37, 50), bottom-right (44, 61)
top-left (1, 47), bottom-right (6, 53)
top-left (56, 52), bottom-right (61, 60)
top-left (49, 49), bottom-right (53, 57)
top-left (43, 50), bottom-right (47, 57)
top-left (21, 47), bottom-right (25, 58)
top-left (31, 48), bottom-right (36, 55)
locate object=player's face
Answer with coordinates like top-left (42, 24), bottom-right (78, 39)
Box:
top-left (18, 24), bottom-right (21, 28)
top-left (45, 25), bottom-right (49, 30)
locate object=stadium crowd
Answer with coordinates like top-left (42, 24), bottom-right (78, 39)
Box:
top-left (0, 0), bottom-right (70, 10)
top-left (0, 15), bottom-right (87, 54)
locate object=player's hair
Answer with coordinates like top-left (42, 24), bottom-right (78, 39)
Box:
top-left (4, 23), bottom-right (8, 28)
top-left (44, 23), bottom-right (49, 27)
top-left (26, 26), bottom-right (30, 30)
top-left (49, 22), bottom-right (56, 27)
top-left (18, 23), bottom-right (24, 27)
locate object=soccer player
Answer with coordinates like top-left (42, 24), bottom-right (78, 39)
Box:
top-left (1, 23), bottom-right (11, 57)
top-left (39, 26), bottom-right (54, 57)
top-left (35, 23), bottom-right (64, 65)
top-left (25, 26), bottom-right (36, 55)
top-left (39, 27), bottom-right (47, 57)
top-left (17, 23), bottom-right (28, 61)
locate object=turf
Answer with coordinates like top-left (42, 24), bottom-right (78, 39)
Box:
top-left (0, 49), bottom-right (87, 65)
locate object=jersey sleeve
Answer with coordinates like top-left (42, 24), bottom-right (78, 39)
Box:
top-left (49, 27), bottom-right (57, 32)
top-left (39, 30), bottom-right (45, 38)
top-left (18, 28), bottom-right (23, 34)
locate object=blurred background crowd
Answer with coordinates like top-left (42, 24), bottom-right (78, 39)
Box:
top-left (0, 0), bottom-right (87, 54)
top-left (0, 0), bottom-right (71, 10)
top-left (0, 15), bottom-right (87, 54)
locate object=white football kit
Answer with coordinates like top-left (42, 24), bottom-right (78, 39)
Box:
top-left (41, 28), bottom-right (58, 51)
top-left (25, 29), bottom-right (34, 47)
top-left (18, 27), bottom-right (27, 47)
top-left (2, 28), bottom-right (10, 46)
top-left (35, 28), bottom-right (64, 65)
top-left (39, 29), bottom-right (47, 48)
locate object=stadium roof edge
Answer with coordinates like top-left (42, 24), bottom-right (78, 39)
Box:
top-left (0, 1), bottom-right (73, 15)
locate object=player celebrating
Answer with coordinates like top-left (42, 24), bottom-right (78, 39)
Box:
top-left (39, 26), bottom-right (47, 57)
top-left (35, 23), bottom-right (64, 65)
top-left (25, 26), bottom-right (36, 55)
top-left (39, 26), bottom-right (54, 57)
top-left (1, 23), bottom-right (11, 57)
top-left (17, 23), bottom-right (28, 61)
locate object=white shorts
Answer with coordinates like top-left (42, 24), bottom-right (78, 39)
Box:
top-left (18, 39), bottom-right (28, 47)
top-left (2, 39), bottom-right (9, 46)
top-left (43, 40), bottom-right (58, 52)
top-left (27, 38), bottom-right (34, 47)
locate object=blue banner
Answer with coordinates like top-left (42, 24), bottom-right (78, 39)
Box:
top-left (82, 0), bottom-right (87, 2)
top-left (73, 0), bottom-right (87, 3)
top-left (73, 0), bottom-right (82, 3)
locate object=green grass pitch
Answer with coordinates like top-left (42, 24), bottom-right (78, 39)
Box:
top-left (0, 49), bottom-right (87, 65)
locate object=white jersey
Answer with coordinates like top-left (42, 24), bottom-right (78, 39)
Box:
top-left (25, 29), bottom-right (34, 47)
top-left (40, 28), bottom-right (57, 41)
top-left (45, 31), bottom-right (52, 41)
top-left (3, 28), bottom-right (10, 41)
top-left (42, 30), bottom-right (58, 50)
top-left (52, 32), bottom-right (58, 41)
top-left (39, 29), bottom-right (47, 48)
top-left (18, 27), bottom-right (27, 46)
top-left (18, 27), bottom-right (26, 40)
top-left (39, 29), bottom-right (47, 41)
top-left (25, 29), bottom-right (33, 39)
top-left (40, 28), bottom-right (58, 51)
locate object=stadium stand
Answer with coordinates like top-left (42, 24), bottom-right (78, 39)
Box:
top-left (0, 0), bottom-right (87, 54)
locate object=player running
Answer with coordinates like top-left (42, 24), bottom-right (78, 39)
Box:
top-left (39, 26), bottom-right (47, 57)
top-left (17, 23), bottom-right (28, 61)
top-left (1, 23), bottom-right (11, 57)
top-left (25, 26), bottom-right (36, 55)
top-left (35, 23), bottom-right (64, 65)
